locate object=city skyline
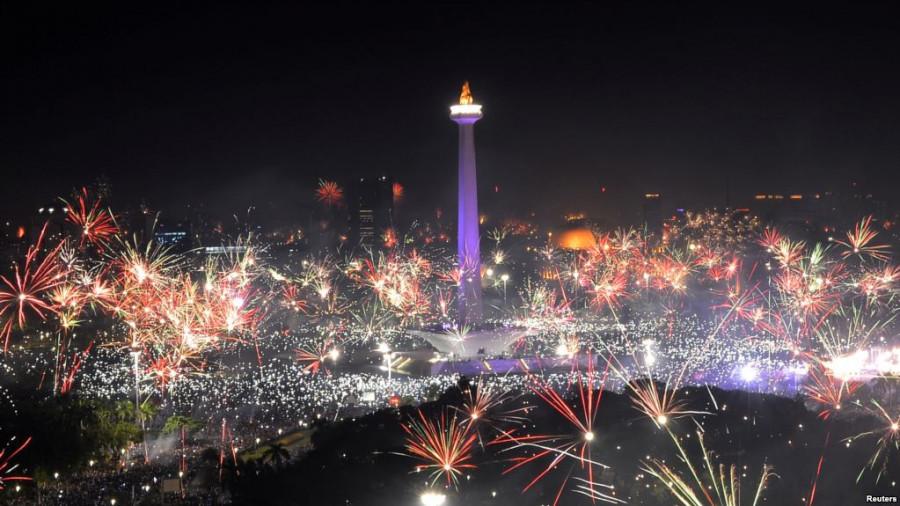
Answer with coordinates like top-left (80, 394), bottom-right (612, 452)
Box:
top-left (1, 3), bottom-right (900, 504)
top-left (3, 2), bottom-right (900, 220)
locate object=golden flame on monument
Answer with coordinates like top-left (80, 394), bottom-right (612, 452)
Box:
top-left (459, 81), bottom-right (474, 105)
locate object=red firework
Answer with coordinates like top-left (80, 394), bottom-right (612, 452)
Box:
top-left (145, 354), bottom-right (189, 391)
top-left (392, 182), bottom-right (404, 202)
top-left (402, 408), bottom-right (477, 487)
top-left (649, 255), bottom-right (692, 292)
top-left (62, 187), bottom-right (117, 249)
top-left (0, 224), bottom-right (65, 351)
top-left (382, 227), bottom-right (398, 248)
top-left (60, 341), bottom-right (94, 395)
top-left (438, 267), bottom-right (463, 287)
top-left (294, 339), bottom-right (339, 375)
top-left (847, 400), bottom-right (900, 483)
top-left (771, 238), bottom-right (806, 269)
top-left (836, 216), bottom-right (890, 262)
top-left (455, 379), bottom-right (531, 440)
top-left (857, 264), bottom-right (900, 299)
top-left (0, 436), bottom-right (31, 490)
top-left (706, 256), bottom-right (740, 282)
top-left (802, 359), bottom-right (860, 420)
top-left (758, 227), bottom-right (783, 251)
top-left (491, 355), bottom-right (619, 505)
top-left (315, 179), bottom-right (344, 207)
top-left (281, 284), bottom-right (308, 313)
top-left (773, 267), bottom-right (841, 326)
top-left (587, 272), bottom-right (628, 312)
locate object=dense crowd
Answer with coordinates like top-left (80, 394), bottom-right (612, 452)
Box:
top-left (62, 312), bottom-right (802, 448)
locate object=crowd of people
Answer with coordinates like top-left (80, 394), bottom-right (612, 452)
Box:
top-left (68, 312), bottom-right (803, 448)
top-left (0, 308), bottom-right (813, 504)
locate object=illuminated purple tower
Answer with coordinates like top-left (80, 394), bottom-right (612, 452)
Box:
top-left (450, 82), bottom-right (483, 322)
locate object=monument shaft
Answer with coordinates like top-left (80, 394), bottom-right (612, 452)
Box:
top-left (450, 82), bottom-right (483, 323)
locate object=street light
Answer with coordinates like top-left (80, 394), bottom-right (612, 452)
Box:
top-left (500, 273), bottom-right (510, 303)
top-left (377, 342), bottom-right (392, 382)
top-left (420, 491), bottom-right (447, 506)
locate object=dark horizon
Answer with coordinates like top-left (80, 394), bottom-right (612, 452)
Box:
top-left (3, 1), bottom-right (900, 221)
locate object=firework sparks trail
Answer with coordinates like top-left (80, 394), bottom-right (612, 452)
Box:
top-left (60, 341), bottom-right (94, 395)
top-left (294, 339), bottom-right (340, 375)
top-left (813, 302), bottom-right (899, 381)
top-left (643, 430), bottom-right (777, 506)
top-left (61, 187), bottom-right (118, 249)
top-left (587, 271), bottom-right (628, 316)
top-left (315, 179), bottom-right (344, 207)
top-left (0, 436), bottom-right (32, 490)
top-left (800, 358), bottom-right (859, 506)
top-left (402, 408), bottom-right (477, 488)
top-left (845, 400), bottom-right (900, 483)
top-left (454, 377), bottom-right (530, 447)
top-left (0, 223), bottom-right (65, 351)
top-left (802, 359), bottom-right (860, 420)
top-left (219, 418), bottom-right (239, 482)
top-left (857, 264), bottom-right (900, 301)
top-left (280, 284), bottom-right (308, 314)
top-left (807, 431), bottom-right (830, 506)
top-left (604, 350), bottom-right (709, 430)
top-left (491, 354), bottom-right (617, 506)
top-left (570, 476), bottom-right (626, 504)
top-left (835, 216), bottom-right (890, 262)
top-left (90, 236), bottom-right (269, 393)
top-left (0, 184), bottom-right (898, 504)
top-left (359, 251), bottom-right (432, 323)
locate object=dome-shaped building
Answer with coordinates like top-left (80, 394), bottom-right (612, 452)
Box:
top-left (554, 214), bottom-right (596, 251)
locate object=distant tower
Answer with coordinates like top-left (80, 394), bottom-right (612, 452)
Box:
top-left (350, 175), bottom-right (394, 245)
top-left (642, 192), bottom-right (662, 242)
top-left (450, 82), bottom-right (483, 323)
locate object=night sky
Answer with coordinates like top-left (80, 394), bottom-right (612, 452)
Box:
top-left (3, 1), bottom-right (900, 221)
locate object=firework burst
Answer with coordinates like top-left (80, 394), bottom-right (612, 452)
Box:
top-left (315, 179), bottom-right (344, 207)
top-left (836, 216), bottom-right (890, 262)
top-left (61, 187), bottom-right (117, 249)
top-left (491, 355), bottom-right (618, 505)
top-left (294, 339), bottom-right (340, 375)
top-left (402, 409), bottom-right (477, 488)
top-left (454, 378), bottom-right (530, 447)
top-left (802, 359), bottom-right (860, 420)
top-left (846, 400), bottom-right (900, 483)
top-left (0, 224), bottom-right (65, 351)
top-left (643, 430), bottom-right (776, 506)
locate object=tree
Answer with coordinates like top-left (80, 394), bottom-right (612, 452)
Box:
top-left (93, 400), bottom-right (142, 458)
top-left (0, 391), bottom-right (142, 482)
top-left (162, 415), bottom-right (204, 435)
top-left (136, 400), bottom-right (159, 425)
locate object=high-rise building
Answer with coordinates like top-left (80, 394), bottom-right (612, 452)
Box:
top-left (153, 218), bottom-right (193, 253)
top-left (349, 175), bottom-right (394, 245)
top-left (450, 82), bottom-right (484, 323)
top-left (747, 183), bottom-right (886, 235)
top-left (642, 192), bottom-right (662, 237)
